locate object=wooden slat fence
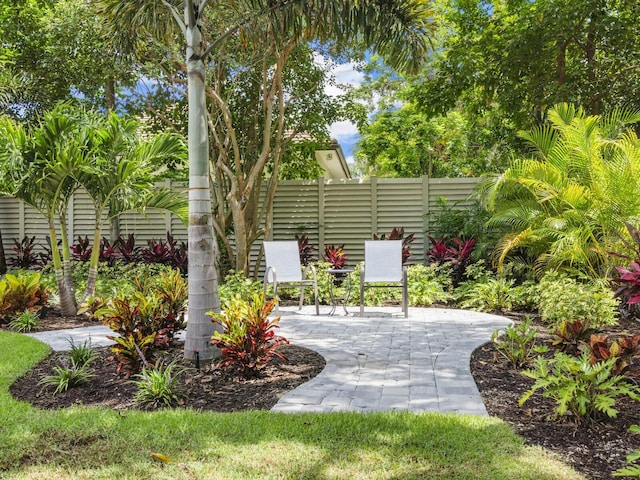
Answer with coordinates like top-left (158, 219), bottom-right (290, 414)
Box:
top-left (0, 176), bottom-right (480, 269)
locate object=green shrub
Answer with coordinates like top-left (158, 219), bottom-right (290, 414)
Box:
top-left (8, 310), bottom-right (40, 332)
top-left (210, 292), bottom-right (289, 377)
top-left (219, 270), bottom-right (263, 305)
top-left (537, 273), bottom-right (619, 329)
top-left (39, 358), bottom-right (95, 394)
top-left (519, 352), bottom-right (640, 424)
top-left (131, 359), bottom-right (187, 408)
top-left (491, 317), bottom-right (547, 368)
top-left (458, 277), bottom-right (515, 312)
top-left (407, 264), bottom-right (452, 306)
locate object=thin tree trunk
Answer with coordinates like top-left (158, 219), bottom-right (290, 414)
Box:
top-left (0, 230), bottom-right (6, 275)
top-left (49, 227), bottom-right (77, 316)
top-left (183, 0), bottom-right (221, 361)
top-left (82, 227), bottom-right (102, 302)
top-left (57, 210), bottom-right (77, 313)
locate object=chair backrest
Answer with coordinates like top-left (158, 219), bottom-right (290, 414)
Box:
top-left (363, 240), bottom-right (403, 282)
top-left (263, 241), bottom-right (303, 283)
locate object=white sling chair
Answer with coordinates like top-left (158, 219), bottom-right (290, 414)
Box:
top-left (359, 240), bottom-right (408, 317)
top-left (263, 241), bottom-right (319, 315)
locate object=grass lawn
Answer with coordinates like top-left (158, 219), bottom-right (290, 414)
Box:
top-left (0, 331), bottom-right (584, 480)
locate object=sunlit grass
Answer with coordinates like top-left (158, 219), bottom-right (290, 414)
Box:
top-left (0, 331), bottom-right (585, 479)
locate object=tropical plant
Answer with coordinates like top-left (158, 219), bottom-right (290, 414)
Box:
top-left (70, 235), bottom-right (93, 262)
top-left (8, 310), bottom-right (41, 333)
top-left (210, 292), bottom-right (289, 377)
top-left (552, 320), bottom-right (597, 355)
top-left (131, 359), bottom-right (187, 408)
top-left (491, 317), bottom-right (546, 369)
top-left (0, 271), bottom-right (50, 319)
top-left (219, 270), bottom-right (263, 305)
top-left (112, 233), bottom-right (140, 264)
top-left (75, 111), bottom-right (187, 301)
top-left (427, 235), bottom-right (476, 286)
top-left (459, 277), bottom-right (515, 312)
top-left (406, 264), bottom-right (452, 306)
top-left (323, 244), bottom-right (347, 270)
top-left (296, 234), bottom-right (315, 266)
top-left (536, 273), bottom-right (619, 329)
top-left (38, 357), bottom-right (95, 394)
top-left (611, 223), bottom-right (640, 319)
top-left (9, 236), bottom-right (41, 269)
top-left (579, 333), bottom-right (640, 376)
top-left (479, 103), bottom-right (640, 278)
top-left (519, 352), bottom-right (640, 424)
top-left (97, 290), bottom-right (185, 375)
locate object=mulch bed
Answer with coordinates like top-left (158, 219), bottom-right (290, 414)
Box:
top-left (6, 309), bottom-right (640, 479)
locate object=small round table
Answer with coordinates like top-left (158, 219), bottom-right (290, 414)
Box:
top-left (326, 268), bottom-right (354, 315)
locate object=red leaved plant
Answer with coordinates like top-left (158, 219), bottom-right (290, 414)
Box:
top-left (210, 292), bottom-right (289, 377)
top-left (323, 244), bottom-right (347, 269)
top-left (580, 333), bottom-right (640, 376)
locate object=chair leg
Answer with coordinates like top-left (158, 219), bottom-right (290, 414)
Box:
top-left (360, 276), bottom-right (365, 317)
top-left (313, 279), bottom-right (319, 315)
top-left (402, 269), bottom-right (408, 318)
top-left (299, 285), bottom-right (305, 310)
top-left (273, 281), bottom-right (279, 316)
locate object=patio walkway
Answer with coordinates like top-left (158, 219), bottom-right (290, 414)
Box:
top-left (27, 305), bottom-right (512, 415)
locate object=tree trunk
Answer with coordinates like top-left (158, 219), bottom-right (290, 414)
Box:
top-left (183, 0), bottom-right (221, 361)
top-left (82, 227), bottom-right (102, 302)
top-left (48, 227), bottom-right (77, 316)
top-left (0, 230), bottom-right (6, 275)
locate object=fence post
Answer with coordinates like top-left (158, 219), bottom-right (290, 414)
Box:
top-left (318, 177), bottom-right (325, 250)
top-left (18, 200), bottom-right (24, 239)
top-left (422, 175), bottom-right (430, 246)
top-left (370, 176), bottom-right (378, 237)
top-left (164, 179), bottom-right (172, 236)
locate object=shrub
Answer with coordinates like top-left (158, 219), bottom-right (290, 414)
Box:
top-left (407, 264), bottom-right (452, 306)
top-left (38, 358), bottom-right (95, 394)
top-left (113, 234), bottom-right (140, 264)
top-left (131, 359), bottom-right (187, 408)
top-left (8, 310), bottom-right (40, 333)
top-left (536, 273), bottom-right (619, 329)
top-left (70, 235), bottom-right (92, 262)
top-left (210, 292), bottom-right (289, 377)
top-left (323, 244), bottom-right (347, 270)
top-left (579, 333), bottom-right (640, 376)
top-left (519, 352), bottom-right (640, 424)
top-left (96, 288), bottom-right (185, 376)
top-left (0, 271), bottom-right (50, 320)
top-left (552, 319), bottom-right (596, 354)
top-left (458, 277), bottom-right (515, 312)
top-left (491, 317), bottom-right (547, 368)
top-left (140, 232), bottom-right (188, 274)
top-left (427, 235), bottom-right (476, 286)
top-left (219, 270), bottom-right (263, 305)
top-left (9, 236), bottom-right (41, 270)
top-left (295, 233), bottom-right (315, 265)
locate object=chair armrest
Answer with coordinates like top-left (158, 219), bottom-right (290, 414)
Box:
top-left (302, 264), bottom-right (317, 280)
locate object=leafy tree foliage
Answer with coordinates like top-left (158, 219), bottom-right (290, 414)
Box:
top-left (0, 0), bottom-right (137, 119)
top-left (411, 0), bottom-right (640, 130)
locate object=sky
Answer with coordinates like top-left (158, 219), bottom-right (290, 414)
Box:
top-left (324, 61), bottom-right (366, 167)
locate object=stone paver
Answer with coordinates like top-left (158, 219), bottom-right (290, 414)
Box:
top-left (27, 305), bottom-right (511, 415)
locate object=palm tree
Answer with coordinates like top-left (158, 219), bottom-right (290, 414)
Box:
top-left (0, 103), bottom-right (89, 315)
top-left (95, 0), bottom-right (434, 360)
top-left (479, 103), bottom-right (640, 278)
top-left (76, 111), bottom-right (188, 302)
